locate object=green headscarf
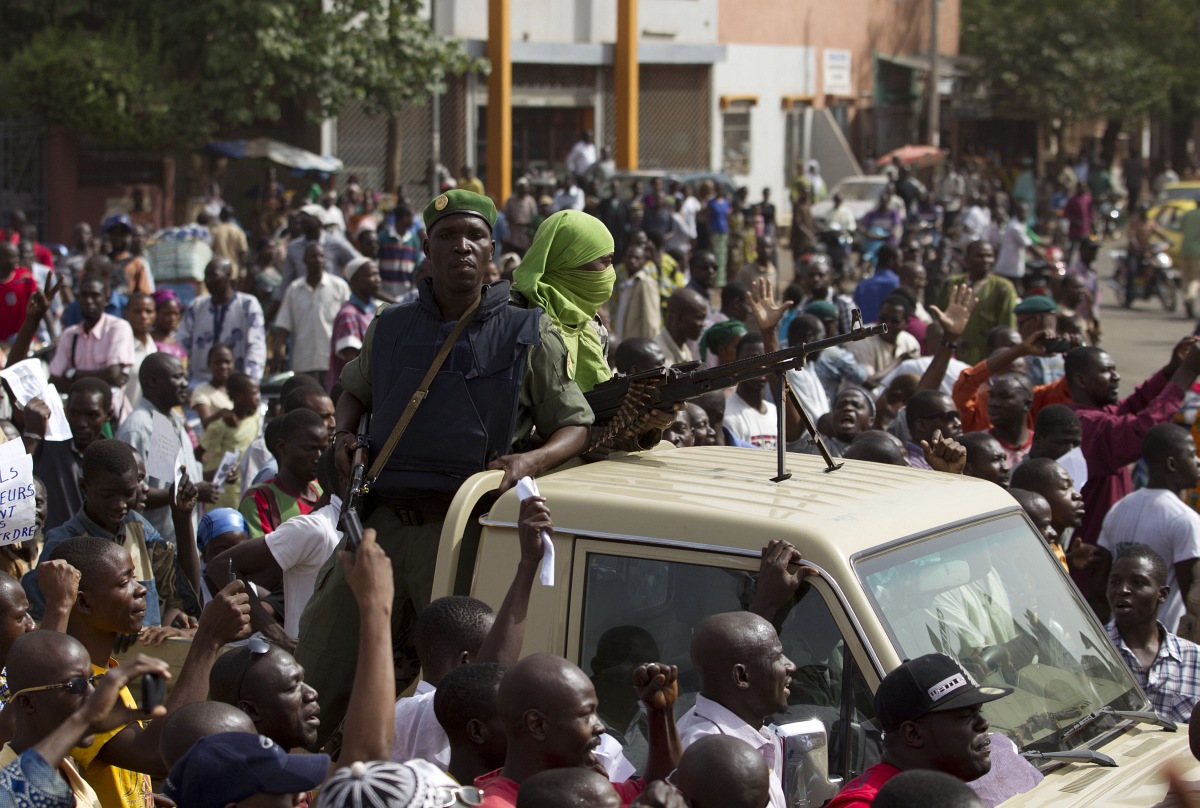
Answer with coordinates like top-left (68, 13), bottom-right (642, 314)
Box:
top-left (699, 319), bottom-right (747, 361)
top-left (514, 210), bottom-right (616, 392)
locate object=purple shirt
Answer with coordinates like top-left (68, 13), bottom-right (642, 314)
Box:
top-left (328, 295), bottom-right (376, 393)
top-left (1065, 192), bottom-right (1093, 240)
top-left (1067, 369), bottom-right (1184, 544)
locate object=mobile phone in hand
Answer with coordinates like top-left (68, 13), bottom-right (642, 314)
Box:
top-left (1043, 338), bottom-right (1072, 354)
top-left (141, 673), bottom-right (166, 712)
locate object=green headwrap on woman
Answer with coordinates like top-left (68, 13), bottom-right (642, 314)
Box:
top-left (513, 210), bottom-right (616, 392)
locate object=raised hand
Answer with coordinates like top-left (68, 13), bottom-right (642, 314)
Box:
top-left (750, 539), bottom-right (816, 619)
top-left (748, 277), bottom-right (793, 333)
top-left (926, 283), bottom-right (978, 340)
top-left (38, 559), bottom-right (81, 613)
top-left (195, 579), bottom-right (252, 645)
top-left (517, 496), bottom-right (550, 566)
top-left (26, 273), bottom-right (64, 322)
top-left (633, 662), bottom-right (679, 713)
top-left (341, 527), bottom-right (394, 614)
top-left (922, 429), bottom-right (967, 475)
top-left (172, 466), bottom-right (199, 513)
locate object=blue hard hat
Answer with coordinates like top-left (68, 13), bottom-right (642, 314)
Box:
top-left (100, 213), bottom-right (134, 233)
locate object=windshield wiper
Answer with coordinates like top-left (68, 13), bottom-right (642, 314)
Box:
top-left (1097, 707), bottom-right (1177, 732)
top-left (1021, 749), bottom-right (1118, 767)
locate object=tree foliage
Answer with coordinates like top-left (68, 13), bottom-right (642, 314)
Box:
top-left (961, 0), bottom-right (1200, 124)
top-left (0, 0), bottom-right (487, 149)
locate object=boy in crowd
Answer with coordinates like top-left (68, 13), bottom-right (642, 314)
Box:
top-left (29, 439), bottom-right (200, 628)
top-left (239, 409), bottom-right (325, 538)
top-left (48, 535), bottom-right (250, 808)
top-left (199, 373), bottom-right (262, 510)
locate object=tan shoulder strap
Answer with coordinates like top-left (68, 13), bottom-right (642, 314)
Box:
top-left (366, 295), bottom-right (481, 483)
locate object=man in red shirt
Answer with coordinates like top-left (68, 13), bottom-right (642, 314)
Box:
top-left (0, 241), bottom-right (37, 341)
top-left (475, 654), bottom-right (680, 808)
top-left (826, 654), bottom-right (1010, 808)
top-left (2, 209), bottom-right (55, 267)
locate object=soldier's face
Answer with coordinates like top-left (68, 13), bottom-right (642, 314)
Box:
top-left (424, 214), bottom-right (495, 296)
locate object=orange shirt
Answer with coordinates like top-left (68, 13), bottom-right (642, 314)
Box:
top-left (952, 359), bottom-right (1070, 433)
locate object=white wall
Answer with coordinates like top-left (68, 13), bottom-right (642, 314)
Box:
top-left (711, 43), bottom-right (817, 217)
top-left (435, 0), bottom-right (717, 44)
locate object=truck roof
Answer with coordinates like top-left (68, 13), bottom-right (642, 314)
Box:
top-left (486, 446), bottom-right (1021, 566)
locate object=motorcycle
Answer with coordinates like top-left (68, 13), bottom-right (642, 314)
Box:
top-left (1023, 245), bottom-right (1066, 298)
top-left (1096, 194), bottom-right (1123, 240)
top-left (857, 225), bottom-right (893, 271)
top-left (817, 224), bottom-right (854, 278)
top-left (1110, 242), bottom-right (1178, 311)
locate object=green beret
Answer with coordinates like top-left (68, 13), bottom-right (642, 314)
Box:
top-left (423, 189), bottom-right (497, 233)
top-left (1013, 294), bottom-right (1058, 315)
top-left (803, 300), bottom-right (838, 320)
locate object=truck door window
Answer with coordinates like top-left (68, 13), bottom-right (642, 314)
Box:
top-left (579, 551), bottom-right (878, 780)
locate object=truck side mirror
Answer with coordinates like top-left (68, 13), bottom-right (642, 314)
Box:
top-left (774, 719), bottom-right (842, 807)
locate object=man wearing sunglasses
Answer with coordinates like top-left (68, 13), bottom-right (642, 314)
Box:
top-left (1, 629), bottom-right (169, 807)
top-left (904, 390), bottom-right (964, 471)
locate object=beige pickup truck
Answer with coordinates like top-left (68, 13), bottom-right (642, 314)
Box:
top-left (437, 445), bottom-right (1200, 807)
top-left (140, 444), bottom-right (1199, 805)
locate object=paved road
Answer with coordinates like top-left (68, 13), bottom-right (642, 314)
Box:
top-left (1092, 243), bottom-right (1196, 395)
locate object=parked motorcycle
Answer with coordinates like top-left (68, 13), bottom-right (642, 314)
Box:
top-left (1110, 242), bottom-right (1178, 311)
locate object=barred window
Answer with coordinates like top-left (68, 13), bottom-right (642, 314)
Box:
top-left (722, 109), bottom-right (752, 175)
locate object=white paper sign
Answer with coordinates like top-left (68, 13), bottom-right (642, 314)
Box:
top-left (42, 384), bottom-right (73, 442)
top-left (0, 361), bottom-right (73, 442)
top-left (0, 438), bottom-right (37, 547)
top-left (213, 450), bottom-right (240, 492)
top-left (1057, 446), bottom-right (1088, 494)
top-left (515, 476), bottom-right (555, 587)
top-left (0, 359), bottom-right (47, 406)
top-left (146, 411), bottom-right (183, 483)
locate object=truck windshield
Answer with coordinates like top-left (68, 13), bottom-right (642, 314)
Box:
top-left (855, 514), bottom-right (1145, 754)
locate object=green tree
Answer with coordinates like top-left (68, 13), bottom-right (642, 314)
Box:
top-left (962, 0), bottom-right (1200, 161)
top-left (0, 0), bottom-right (486, 150)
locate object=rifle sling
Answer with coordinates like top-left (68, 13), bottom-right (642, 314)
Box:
top-left (365, 295), bottom-right (481, 483)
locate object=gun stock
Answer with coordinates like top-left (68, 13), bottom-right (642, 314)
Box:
top-left (586, 311), bottom-right (886, 446)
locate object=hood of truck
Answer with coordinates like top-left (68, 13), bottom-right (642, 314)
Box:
top-left (1004, 724), bottom-right (1198, 806)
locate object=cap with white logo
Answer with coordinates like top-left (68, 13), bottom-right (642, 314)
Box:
top-left (874, 653), bottom-right (1012, 733)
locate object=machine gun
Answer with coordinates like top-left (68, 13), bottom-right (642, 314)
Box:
top-left (585, 310), bottom-right (886, 480)
top-left (340, 413), bottom-right (371, 551)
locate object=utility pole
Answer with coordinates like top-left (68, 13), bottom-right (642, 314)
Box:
top-left (429, 1), bottom-right (441, 200)
top-left (928, 0), bottom-right (940, 149)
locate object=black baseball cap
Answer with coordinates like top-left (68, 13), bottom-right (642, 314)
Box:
top-left (874, 653), bottom-right (1012, 733)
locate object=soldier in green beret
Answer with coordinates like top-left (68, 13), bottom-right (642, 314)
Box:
top-left (294, 190), bottom-right (593, 746)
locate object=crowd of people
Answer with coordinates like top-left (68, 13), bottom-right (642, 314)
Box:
top-left (0, 139), bottom-right (1199, 808)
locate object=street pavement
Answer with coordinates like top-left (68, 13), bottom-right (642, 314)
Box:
top-left (1092, 242), bottom-right (1196, 395)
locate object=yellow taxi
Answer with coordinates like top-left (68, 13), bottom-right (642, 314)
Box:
top-left (1148, 181), bottom-right (1200, 262)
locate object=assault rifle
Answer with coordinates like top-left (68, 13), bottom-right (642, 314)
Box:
top-left (586, 309), bottom-right (886, 480)
top-left (340, 413), bottom-right (371, 551)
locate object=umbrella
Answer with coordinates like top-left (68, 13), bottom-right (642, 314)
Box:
top-left (875, 145), bottom-right (945, 169)
top-left (203, 138), bottom-right (344, 174)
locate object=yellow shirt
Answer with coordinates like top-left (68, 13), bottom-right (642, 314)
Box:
top-left (200, 412), bottom-right (262, 509)
top-left (0, 741), bottom-right (103, 808)
top-left (71, 661), bottom-right (153, 808)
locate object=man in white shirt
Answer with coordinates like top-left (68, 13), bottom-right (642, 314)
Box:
top-left (724, 335), bottom-right (778, 450)
top-left (993, 202), bottom-right (1035, 283)
top-left (677, 611), bottom-right (796, 808)
top-left (551, 181), bottom-right (586, 213)
top-left (565, 130), bottom-right (598, 180)
top-left (272, 242), bottom-right (350, 389)
top-left (1097, 423), bottom-right (1200, 633)
top-left (827, 194), bottom-right (858, 234)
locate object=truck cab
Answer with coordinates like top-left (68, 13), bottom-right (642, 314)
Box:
top-left (431, 446), bottom-right (1200, 806)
